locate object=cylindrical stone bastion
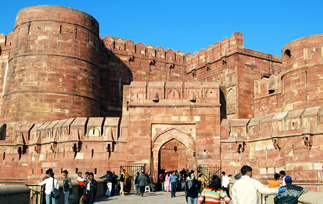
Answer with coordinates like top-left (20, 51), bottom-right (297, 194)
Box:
top-left (1, 5), bottom-right (101, 124)
top-left (281, 34), bottom-right (323, 111)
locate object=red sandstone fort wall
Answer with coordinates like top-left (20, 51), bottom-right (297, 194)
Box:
top-left (1, 5), bottom-right (323, 192)
top-left (0, 6), bottom-right (101, 125)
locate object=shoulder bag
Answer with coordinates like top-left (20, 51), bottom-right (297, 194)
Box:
top-left (51, 177), bottom-right (60, 198)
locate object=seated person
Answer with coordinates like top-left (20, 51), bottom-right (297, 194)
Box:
top-left (274, 176), bottom-right (308, 204)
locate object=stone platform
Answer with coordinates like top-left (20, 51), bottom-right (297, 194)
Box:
top-left (94, 191), bottom-right (195, 204)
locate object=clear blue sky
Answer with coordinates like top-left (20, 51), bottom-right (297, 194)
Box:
top-left (1, 0), bottom-right (322, 56)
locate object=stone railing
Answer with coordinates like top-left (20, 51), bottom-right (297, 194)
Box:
top-left (229, 180), bottom-right (323, 204)
top-left (0, 180), bottom-right (107, 204)
top-left (0, 185), bottom-right (30, 204)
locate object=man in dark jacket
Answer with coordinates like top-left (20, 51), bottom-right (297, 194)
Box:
top-left (100, 171), bottom-right (114, 198)
top-left (62, 170), bottom-right (73, 204)
top-left (139, 171), bottom-right (147, 197)
top-left (85, 172), bottom-right (97, 204)
top-left (274, 176), bottom-right (308, 204)
top-left (135, 172), bottom-right (140, 194)
top-left (186, 173), bottom-right (200, 204)
top-left (112, 171), bottom-right (118, 196)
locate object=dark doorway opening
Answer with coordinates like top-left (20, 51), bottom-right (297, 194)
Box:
top-left (158, 139), bottom-right (187, 174)
top-left (220, 87), bottom-right (227, 120)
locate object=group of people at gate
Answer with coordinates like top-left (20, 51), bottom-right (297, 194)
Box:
top-left (36, 165), bottom-right (308, 204)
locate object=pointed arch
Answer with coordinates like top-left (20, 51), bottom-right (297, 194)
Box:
top-left (152, 127), bottom-right (195, 151)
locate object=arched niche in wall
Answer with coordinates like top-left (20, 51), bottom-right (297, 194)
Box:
top-left (227, 88), bottom-right (236, 115)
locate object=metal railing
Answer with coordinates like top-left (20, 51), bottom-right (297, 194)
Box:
top-left (26, 185), bottom-right (44, 204)
top-left (197, 165), bottom-right (221, 185)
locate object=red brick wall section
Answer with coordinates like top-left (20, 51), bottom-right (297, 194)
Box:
top-left (0, 5), bottom-right (101, 124)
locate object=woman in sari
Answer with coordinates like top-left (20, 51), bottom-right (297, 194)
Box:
top-left (198, 174), bottom-right (206, 194)
top-left (124, 170), bottom-right (131, 195)
top-left (165, 173), bottom-right (170, 192)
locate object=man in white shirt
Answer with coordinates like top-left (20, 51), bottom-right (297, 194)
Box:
top-left (232, 165), bottom-right (286, 204)
top-left (77, 172), bottom-right (86, 196)
top-left (279, 170), bottom-right (286, 186)
top-left (38, 171), bottom-right (59, 204)
top-left (221, 171), bottom-right (231, 198)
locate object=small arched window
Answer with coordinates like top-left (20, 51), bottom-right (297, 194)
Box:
top-left (284, 49), bottom-right (291, 58)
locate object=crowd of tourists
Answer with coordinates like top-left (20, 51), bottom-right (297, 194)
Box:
top-left (37, 166), bottom-right (308, 204)
top-left (157, 166), bottom-right (308, 204)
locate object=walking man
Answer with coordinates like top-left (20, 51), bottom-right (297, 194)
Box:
top-left (139, 171), bottom-right (147, 197)
top-left (222, 171), bottom-right (231, 198)
top-left (135, 172), bottom-right (140, 194)
top-left (62, 170), bottom-right (72, 204)
top-left (232, 165), bottom-right (286, 204)
top-left (169, 171), bottom-right (178, 198)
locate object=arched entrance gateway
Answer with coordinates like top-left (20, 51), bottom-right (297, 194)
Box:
top-left (151, 127), bottom-right (196, 182)
top-left (159, 139), bottom-right (187, 172)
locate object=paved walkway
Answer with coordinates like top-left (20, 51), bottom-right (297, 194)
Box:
top-left (94, 191), bottom-right (188, 204)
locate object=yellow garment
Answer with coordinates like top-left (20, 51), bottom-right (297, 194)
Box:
top-left (124, 170), bottom-right (131, 193)
top-left (198, 177), bottom-right (205, 193)
top-left (268, 180), bottom-right (280, 188)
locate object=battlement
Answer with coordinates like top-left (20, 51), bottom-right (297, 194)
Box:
top-left (184, 32), bottom-right (244, 73)
top-left (127, 81), bottom-right (220, 106)
top-left (101, 32), bottom-right (245, 72)
top-left (102, 35), bottom-right (185, 66)
top-left (229, 106), bottom-right (323, 140)
top-left (0, 32), bottom-right (13, 57)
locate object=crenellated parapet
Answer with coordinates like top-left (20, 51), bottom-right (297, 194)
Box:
top-left (102, 35), bottom-right (185, 67)
top-left (184, 32), bottom-right (244, 74)
top-left (0, 32), bottom-right (13, 56)
top-left (228, 106), bottom-right (323, 141)
top-left (0, 117), bottom-right (124, 156)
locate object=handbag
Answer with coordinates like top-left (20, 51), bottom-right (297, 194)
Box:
top-left (199, 194), bottom-right (205, 204)
top-left (69, 193), bottom-right (75, 200)
top-left (51, 177), bottom-right (60, 198)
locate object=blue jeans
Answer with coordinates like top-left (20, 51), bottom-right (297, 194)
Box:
top-left (161, 182), bottom-right (164, 191)
top-left (64, 191), bottom-right (70, 204)
top-left (114, 184), bottom-right (118, 195)
top-left (136, 184), bottom-right (140, 194)
top-left (188, 197), bottom-right (198, 204)
top-left (171, 182), bottom-right (177, 197)
top-left (45, 194), bottom-right (58, 204)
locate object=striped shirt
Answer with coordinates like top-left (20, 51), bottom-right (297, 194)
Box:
top-left (199, 187), bottom-right (230, 204)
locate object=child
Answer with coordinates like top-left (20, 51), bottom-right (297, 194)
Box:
top-left (268, 173), bottom-right (281, 188)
